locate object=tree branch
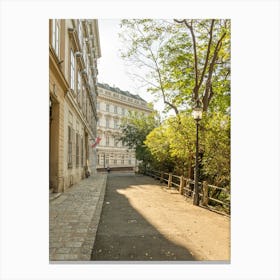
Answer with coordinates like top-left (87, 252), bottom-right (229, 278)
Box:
top-left (197, 19), bottom-right (215, 90)
top-left (136, 22), bottom-right (179, 116)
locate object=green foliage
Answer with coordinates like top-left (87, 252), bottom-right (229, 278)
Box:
top-left (145, 112), bottom-right (230, 188)
top-left (200, 112), bottom-right (230, 187)
top-left (119, 19), bottom-right (230, 192)
top-left (118, 111), bottom-right (160, 167)
top-left (119, 19), bottom-right (231, 115)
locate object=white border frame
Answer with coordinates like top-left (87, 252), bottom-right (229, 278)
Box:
top-left (0, 1), bottom-right (279, 279)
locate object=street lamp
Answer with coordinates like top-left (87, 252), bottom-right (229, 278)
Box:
top-left (192, 103), bottom-right (203, 206)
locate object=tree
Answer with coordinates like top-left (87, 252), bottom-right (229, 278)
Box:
top-left (120, 19), bottom-right (181, 116)
top-left (144, 122), bottom-right (176, 172)
top-left (200, 112), bottom-right (230, 187)
top-left (120, 19), bottom-right (231, 202)
top-left (119, 19), bottom-right (230, 115)
top-left (172, 19), bottom-right (230, 112)
top-left (118, 110), bottom-right (160, 171)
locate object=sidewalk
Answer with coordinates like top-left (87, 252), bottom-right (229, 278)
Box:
top-left (49, 173), bottom-right (107, 262)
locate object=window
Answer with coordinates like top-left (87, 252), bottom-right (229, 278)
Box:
top-left (97, 155), bottom-right (100, 165)
top-left (106, 103), bottom-right (109, 112)
top-left (85, 97), bottom-right (88, 120)
top-left (114, 105), bottom-right (118, 114)
top-left (114, 159), bottom-right (117, 164)
top-left (129, 158), bottom-right (131, 165)
top-left (121, 155), bottom-right (124, 165)
top-left (114, 119), bottom-right (118, 129)
top-left (114, 137), bottom-right (118, 147)
top-left (106, 118), bottom-right (109, 128)
top-left (70, 49), bottom-right (75, 90)
top-left (122, 108), bottom-right (125, 116)
top-left (81, 137), bottom-right (83, 166)
top-left (68, 126), bottom-right (73, 168)
top-left (106, 135), bottom-right (109, 146)
top-left (77, 72), bottom-right (81, 104)
top-left (76, 133), bottom-right (79, 167)
top-left (52, 19), bottom-right (60, 57)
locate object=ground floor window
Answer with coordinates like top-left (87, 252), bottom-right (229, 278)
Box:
top-left (81, 137), bottom-right (83, 166)
top-left (76, 133), bottom-right (79, 167)
top-left (68, 126), bottom-right (73, 168)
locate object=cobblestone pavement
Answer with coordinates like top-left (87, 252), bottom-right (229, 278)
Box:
top-left (49, 173), bottom-right (107, 262)
top-left (91, 173), bottom-right (230, 261)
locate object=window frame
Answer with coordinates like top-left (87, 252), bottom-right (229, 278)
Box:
top-left (68, 126), bottom-right (73, 168)
top-left (76, 133), bottom-right (79, 167)
top-left (81, 137), bottom-right (84, 166)
top-left (52, 19), bottom-right (60, 57)
top-left (106, 135), bottom-right (109, 146)
top-left (70, 49), bottom-right (76, 90)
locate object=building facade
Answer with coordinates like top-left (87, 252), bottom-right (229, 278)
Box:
top-left (49, 19), bottom-right (101, 193)
top-left (96, 83), bottom-right (153, 172)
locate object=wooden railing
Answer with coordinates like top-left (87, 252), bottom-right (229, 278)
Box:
top-left (145, 169), bottom-right (230, 215)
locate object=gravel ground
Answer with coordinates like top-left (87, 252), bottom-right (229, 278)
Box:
top-left (91, 173), bottom-right (230, 261)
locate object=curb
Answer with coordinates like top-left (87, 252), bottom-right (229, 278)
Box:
top-left (49, 192), bottom-right (62, 201)
top-left (78, 174), bottom-right (108, 261)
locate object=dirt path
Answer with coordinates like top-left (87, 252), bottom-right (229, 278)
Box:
top-left (91, 173), bottom-right (230, 261)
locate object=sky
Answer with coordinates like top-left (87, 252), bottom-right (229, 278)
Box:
top-left (97, 19), bottom-right (166, 115)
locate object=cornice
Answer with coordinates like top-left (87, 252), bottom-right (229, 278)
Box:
top-left (97, 95), bottom-right (153, 113)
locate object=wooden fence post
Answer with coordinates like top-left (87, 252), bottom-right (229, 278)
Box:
top-left (179, 176), bottom-right (185, 195)
top-left (185, 179), bottom-right (191, 196)
top-left (167, 173), bottom-right (172, 188)
top-left (202, 181), bottom-right (209, 206)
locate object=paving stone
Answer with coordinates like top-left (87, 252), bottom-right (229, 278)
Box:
top-left (64, 254), bottom-right (79, 260)
top-left (49, 174), bottom-right (107, 261)
top-left (56, 247), bottom-right (72, 254)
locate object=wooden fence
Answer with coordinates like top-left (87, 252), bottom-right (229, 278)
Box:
top-left (145, 169), bottom-right (230, 215)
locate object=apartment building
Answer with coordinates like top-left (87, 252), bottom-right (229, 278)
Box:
top-left (49, 19), bottom-right (101, 192)
top-left (96, 83), bottom-right (153, 172)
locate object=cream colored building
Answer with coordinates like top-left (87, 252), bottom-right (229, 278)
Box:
top-left (49, 19), bottom-right (101, 192)
top-left (96, 83), bottom-right (153, 172)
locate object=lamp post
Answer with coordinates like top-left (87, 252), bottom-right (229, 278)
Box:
top-left (192, 103), bottom-right (203, 206)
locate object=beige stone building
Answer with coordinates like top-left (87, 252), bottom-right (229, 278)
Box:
top-left (96, 83), bottom-right (153, 172)
top-left (49, 19), bottom-right (101, 192)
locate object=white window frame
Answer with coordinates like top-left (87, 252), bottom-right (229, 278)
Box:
top-left (77, 71), bottom-right (81, 102)
top-left (52, 19), bottom-right (60, 57)
top-left (70, 49), bottom-right (75, 90)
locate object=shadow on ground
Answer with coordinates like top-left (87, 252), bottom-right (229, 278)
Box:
top-left (91, 173), bottom-right (196, 261)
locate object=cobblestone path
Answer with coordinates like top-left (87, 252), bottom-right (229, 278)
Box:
top-left (49, 174), bottom-right (107, 261)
